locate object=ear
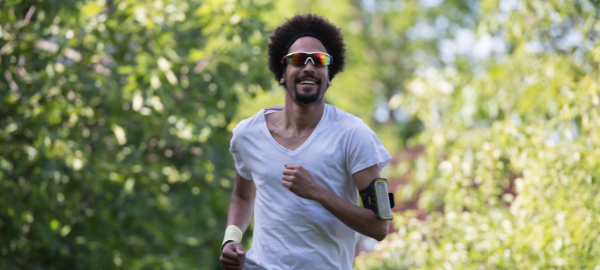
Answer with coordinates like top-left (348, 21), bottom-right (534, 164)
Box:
top-left (280, 74), bottom-right (285, 84)
top-left (327, 79), bottom-right (332, 86)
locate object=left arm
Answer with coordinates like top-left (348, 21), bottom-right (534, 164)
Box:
top-left (282, 164), bottom-right (389, 241)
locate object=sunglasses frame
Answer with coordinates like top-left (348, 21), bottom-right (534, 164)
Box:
top-left (281, 51), bottom-right (333, 66)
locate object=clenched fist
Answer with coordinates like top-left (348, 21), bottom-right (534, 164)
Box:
top-left (220, 241), bottom-right (246, 270)
top-left (281, 164), bottom-right (325, 201)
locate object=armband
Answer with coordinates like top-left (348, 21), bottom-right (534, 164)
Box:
top-left (222, 225), bottom-right (243, 250)
top-left (359, 178), bottom-right (395, 220)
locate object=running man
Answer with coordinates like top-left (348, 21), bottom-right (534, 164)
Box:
top-left (220, 14), bottom-right (392, 270)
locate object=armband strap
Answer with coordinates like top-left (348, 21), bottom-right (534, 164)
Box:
top-left (222, 225), bottom-right (243, 249)
top-left (359, 178), bottom-right (394, 220)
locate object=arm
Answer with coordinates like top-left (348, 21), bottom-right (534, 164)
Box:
top-left (226, 170), bottom-right (256, 231)
top-left (282, 164), bottom-right (389, 241)
top-left (220, 171), bottom-right (256, 270)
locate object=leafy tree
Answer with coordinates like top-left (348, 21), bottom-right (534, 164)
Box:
top-left (355, 0), bottom-right (600, 268)
top-left (1, 0), bottom-right (273, 268)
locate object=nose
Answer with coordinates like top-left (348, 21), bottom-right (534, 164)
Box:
top-left (302, 60), bottom-right (316, 74)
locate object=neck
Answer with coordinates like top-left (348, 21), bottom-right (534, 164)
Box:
top-left (282, 92), bottom-right (325, 133)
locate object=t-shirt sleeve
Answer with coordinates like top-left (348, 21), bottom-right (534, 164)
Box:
top-left (229, 128), bottom-right (253, 180)
top-left (346, 122), bottom-right (392, 175)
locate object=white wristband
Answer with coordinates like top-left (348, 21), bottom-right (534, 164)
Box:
top-left (222, 225), bottom-right (243, 246)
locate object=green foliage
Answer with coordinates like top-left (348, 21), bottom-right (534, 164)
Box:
top-left (3, 0), bottom-right (598, 268)
top-left (0, 0), bottom-right (273, 268)
top-left (355, 0), bottom-right (600, 269)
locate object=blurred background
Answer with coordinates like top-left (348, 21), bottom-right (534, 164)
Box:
top-left (1, 0), bottom-right (600, 269)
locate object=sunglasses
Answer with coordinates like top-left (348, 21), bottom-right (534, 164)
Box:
top-left (281, 51), bottom-right (333, 67)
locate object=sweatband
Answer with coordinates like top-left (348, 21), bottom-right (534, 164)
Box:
top-left (222, 225), bottom-right (243, 247)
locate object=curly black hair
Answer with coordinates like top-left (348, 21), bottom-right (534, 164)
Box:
top-left (267, 14), bottom-right (346, 83)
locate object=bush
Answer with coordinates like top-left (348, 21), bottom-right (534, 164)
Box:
top-left (355, 0), bottom-right (600, 269)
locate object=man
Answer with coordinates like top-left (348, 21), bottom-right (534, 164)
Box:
top-left (220, 14), bottom-right (392, 270)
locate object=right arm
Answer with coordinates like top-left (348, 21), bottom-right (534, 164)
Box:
top-left (220, 171), bottom-right (255, 270)
top-left (226, 170), bottom-right (256, 231)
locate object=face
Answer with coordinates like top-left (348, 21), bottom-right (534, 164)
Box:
top-left (280, 37), bottom-right (332, 105)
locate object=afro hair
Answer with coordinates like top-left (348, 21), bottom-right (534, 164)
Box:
top-left (267, 14), bottom-right (346, 83)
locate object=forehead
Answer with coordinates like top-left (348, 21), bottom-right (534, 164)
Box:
top-left (287, 36), bottom-right (327, 54)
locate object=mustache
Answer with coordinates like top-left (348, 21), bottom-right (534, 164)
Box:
top-left (295, 74), bottom-right (321, 84)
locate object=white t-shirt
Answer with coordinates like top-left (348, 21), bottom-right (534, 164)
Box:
top-left (229, 104), bottom-right (391, 270)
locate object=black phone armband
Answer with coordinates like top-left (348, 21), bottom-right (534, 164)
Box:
top-left (359, 178), bottom-right (395, 220)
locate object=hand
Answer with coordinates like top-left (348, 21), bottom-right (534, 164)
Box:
top-left (281, 164), bottom-right (324, 201)
top-left (220, 241), bottom-right (246, 270)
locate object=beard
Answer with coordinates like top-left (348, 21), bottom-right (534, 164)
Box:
top-left (287, 74), bottom-right (325, 105)
top-left (295, 86), bottom-right (321, 104)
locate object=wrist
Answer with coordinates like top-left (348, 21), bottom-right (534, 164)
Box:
top-left (221, 240), bottom-right (235, 251)
top-left (313, 185), bottom-right (329, 203)
top-left (222, 225), bottom-right (243, 249)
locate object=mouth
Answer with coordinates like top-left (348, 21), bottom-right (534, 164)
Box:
top-left (295, 76), bottom-right (320, 87)
top-left (298, 80), bottom-right (317, 86)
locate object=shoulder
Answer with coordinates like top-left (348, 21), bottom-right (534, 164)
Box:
top-left (325, 104), bottom-right (370, 135)
top-left (231, 109), bottom-right (266, 138)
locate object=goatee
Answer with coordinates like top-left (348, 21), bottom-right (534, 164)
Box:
top-left (290, 74), bottom-right (323, 105)
top-left (295, 87), bottom-right (320, 104)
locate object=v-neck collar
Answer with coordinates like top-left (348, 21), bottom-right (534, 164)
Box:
top-left (261, 104), bottom-right (329, 156)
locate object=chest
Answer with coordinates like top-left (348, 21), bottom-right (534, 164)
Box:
top-left (268, 128), bottom-right (314, 152)
top-left (242, 132), bottom-right (351, 190)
